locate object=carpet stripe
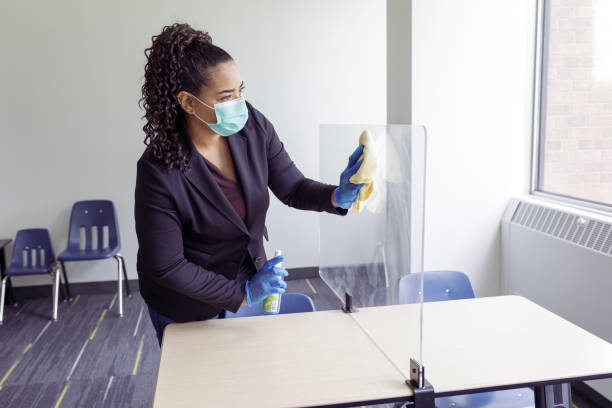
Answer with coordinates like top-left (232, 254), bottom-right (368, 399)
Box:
top-left (133, 305), bottom-right (144, 337)
top-left (70, 294), bottom-right (80, 308)
top-left (305, 278), bottom-right (317, 294)
top-left (108, 293), bottom-right (117, 310)
top-left (102, 375), bottom-right (114, 403)
top-left (32, 320), bottom-right (52, 345)
top-left (0, 343), bottom-right (32, 387)
top-left (53, 381), bottom-right (71, 408)
top-left (66, 339), bottom-right (88, 381)
top-left (89, 309), bottom-right (107, 340)
top-left (132, 334), bottom-right (145, 375)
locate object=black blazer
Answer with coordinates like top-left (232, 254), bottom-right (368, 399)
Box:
top-left (134, 101), bottom-right (346, 322)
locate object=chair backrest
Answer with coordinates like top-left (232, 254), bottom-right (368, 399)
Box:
top-left (279, 293), bottom-right (316, 314)
top-left (10, 229), bottom-right (56, 269)
top-left (66, 200), bottom-right (120, 252)
top-left (226, 293), bottom-right (316, 318)
top-left (398, 270), bottom-right (475, 304)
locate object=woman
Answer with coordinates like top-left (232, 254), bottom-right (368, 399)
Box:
top-left (135, 23), bottom-right (364, 346)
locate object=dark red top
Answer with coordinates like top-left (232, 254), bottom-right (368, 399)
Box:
top-left (203, 157), bottom-right (246, 221)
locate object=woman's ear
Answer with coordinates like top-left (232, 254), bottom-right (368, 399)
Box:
top-left (176, 91), bottom-right (195, 114)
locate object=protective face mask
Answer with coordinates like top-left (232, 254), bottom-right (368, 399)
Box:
top-left (189, 93), bottom-right (249, 137)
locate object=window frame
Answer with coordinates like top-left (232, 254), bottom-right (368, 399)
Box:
top-left (530, 0), bottom-right (612, 216)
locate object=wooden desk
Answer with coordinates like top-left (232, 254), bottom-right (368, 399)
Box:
top-left (355, 295), bottom-right (612, 398)
top-left (154, 310), bottom-right (413, 408)
top-left (154, 296), bottom-right (612, 408)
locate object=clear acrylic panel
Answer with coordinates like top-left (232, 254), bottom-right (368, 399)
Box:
top-left (319, 124), bottom-right (426, 306)
top-left (318, 124), bottom-right (427, 367)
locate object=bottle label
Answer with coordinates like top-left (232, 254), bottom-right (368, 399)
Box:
top-left (263, 294), bottom-right (280, 313)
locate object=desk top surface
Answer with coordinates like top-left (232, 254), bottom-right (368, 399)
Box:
top-left (155, 295), bottom-right (612, 407)
top-left (154, 309), bottom-right (412, 408)
top-left (355, 295), bottom-right (612, 394)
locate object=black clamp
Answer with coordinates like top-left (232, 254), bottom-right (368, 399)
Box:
top-left (342, 291), bottom-right (358, 313)
top-left (406, 358), bottom-right (435, 408)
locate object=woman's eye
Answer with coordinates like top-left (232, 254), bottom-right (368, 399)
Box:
top-left (220, 89), bottom-right (244, 102)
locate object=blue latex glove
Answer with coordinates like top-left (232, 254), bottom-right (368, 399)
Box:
top-left (245, 255), bottom-right (288, 305)
top-left (333, 145), bottom-right (365, 209)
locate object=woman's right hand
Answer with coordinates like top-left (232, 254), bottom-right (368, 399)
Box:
top-left (245, 255), bottom-right (288, 305)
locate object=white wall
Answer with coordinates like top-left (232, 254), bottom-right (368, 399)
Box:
top-left (1, 0), bottom-right (539, 298)
top-left (0, 0), bottom-right (386, 286)
top-left (412, 0), bottom-right (536, 296)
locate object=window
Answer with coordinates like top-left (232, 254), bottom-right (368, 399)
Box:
top-left (535, 0), bottom-right (612, 210)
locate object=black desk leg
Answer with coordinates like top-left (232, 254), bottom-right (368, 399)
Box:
top-left (534, 383), bottom-right (572, 408)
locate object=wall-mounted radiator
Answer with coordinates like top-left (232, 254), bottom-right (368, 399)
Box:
top-left (501, 197), bottom-right (612, 400)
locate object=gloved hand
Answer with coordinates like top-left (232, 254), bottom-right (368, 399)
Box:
top-left (245, 255), bottom-right (288, 305)
top-left (333, 145), bottom-right (365, 209)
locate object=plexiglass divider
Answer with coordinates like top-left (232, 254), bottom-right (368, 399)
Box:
top-left (318, 124), bottom-right (427, 379)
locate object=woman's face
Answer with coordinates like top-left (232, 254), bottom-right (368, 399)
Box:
top-left (179, 60), bottom-right (245, 125)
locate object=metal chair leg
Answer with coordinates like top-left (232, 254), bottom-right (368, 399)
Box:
top-left (52, 266), bottom-right (60, 321)
top-left (60, 261), bottom-right (72, 300)
top-left (118, 255), bottom-right (131, 298)
top-left (0, 252), bottom-right (16, 306)
top-left (0, 276), bottom-right (8, 325)
top-left (0, 276), bottom-right (8, 324)
top-left (114, 255), bottom-right (123, 318)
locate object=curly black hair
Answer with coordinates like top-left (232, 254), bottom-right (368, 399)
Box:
top-left (139, 23), bottom-right (233, 171)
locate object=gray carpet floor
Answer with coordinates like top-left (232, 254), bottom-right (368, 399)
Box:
top-left (0, 289), bottom-right (159, 408)
top-left (0, 278), bottom-right (600, 408)
top-left (0, 278), bottom-right (366, 408)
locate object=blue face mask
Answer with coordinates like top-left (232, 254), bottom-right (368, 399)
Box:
top-left (189, 93), bottom-right (249, 136)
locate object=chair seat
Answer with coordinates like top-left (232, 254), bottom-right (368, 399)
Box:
top-left (5, 263), bottom-right (56, 276)
top-left (436, 387), bottom-right (534, 408)
top-left (58, 245), bottom-right (119, 262)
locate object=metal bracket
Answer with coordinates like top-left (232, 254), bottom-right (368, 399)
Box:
top-left (342, 291), bottom-right (358, 313)
top-left (534, 383), bottom-right (572, 408)
top-left (406, 358), bottom-right (435, 408)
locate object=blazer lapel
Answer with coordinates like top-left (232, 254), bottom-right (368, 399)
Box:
top-left (183, 136), bottom-right (249, 236)
top-left (227, 133), bottom-right (255, 231)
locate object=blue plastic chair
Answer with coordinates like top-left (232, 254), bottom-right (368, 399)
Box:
top-left (57, 200), bottom-right (129, 317)
top-left (398, 270), bottom-right (475, 304)
top-left (369, 270), bottom-right (476, 306)
top-left (0, 229), bottom-right (61, 324)
top-left (225, 293), bottom-right (316, 318)
top-left (397, 271), bottom-right (535, 408)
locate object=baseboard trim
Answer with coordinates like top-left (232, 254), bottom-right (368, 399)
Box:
top-left (572, 382), bottom-right (612, 407)
top-left (12, 280), bottom-right (139, 299)
top-left (285, 266), bottom-right (319, 280)
top-left (10, 266), bottom-right (320, 300)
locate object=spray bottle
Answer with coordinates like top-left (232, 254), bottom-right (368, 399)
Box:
top-left (263, 249), bottom-right (283, 314)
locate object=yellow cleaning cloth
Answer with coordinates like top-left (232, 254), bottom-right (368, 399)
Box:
top-left (349, 130), bottom-right (378, 212)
